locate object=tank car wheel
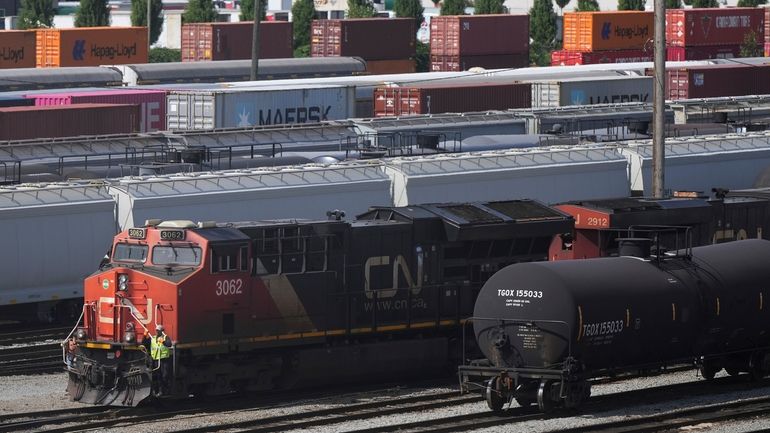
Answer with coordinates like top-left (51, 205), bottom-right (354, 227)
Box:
top-left (699, 363), bottom-right (720, 381)
top-left (749, 353), bottom-right (770, 381)
top-left (485, 377), bottom-right (505, 412)
top-left (725, 366), bottom-right (741, 377)
top-left (537, 380), bottom-right (557, 413)
top-left (515, 397), bottom-right (534, 408)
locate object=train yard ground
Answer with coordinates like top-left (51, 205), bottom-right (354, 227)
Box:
top-left (1, 370), bottom-right (769, 432)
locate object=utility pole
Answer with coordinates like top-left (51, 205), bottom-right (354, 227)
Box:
top-left (250, 0), bottom-right (261, 81)
top-left (652, 0), bottom-right (665, 198)
top-left (147, 0), bottom-right (152, 54)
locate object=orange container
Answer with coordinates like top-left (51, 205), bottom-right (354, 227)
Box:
top-left (563, 11), bottom-right (653, 52)
top-left (0, 30), bottom-right (36, 69)
top-left (36, 27), bottom-right (148, 67)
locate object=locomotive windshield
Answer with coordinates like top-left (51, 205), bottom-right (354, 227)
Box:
top-left (152, 245), bottom-right (202, 266)
top-left (113, 243), bottom-right (149, 263)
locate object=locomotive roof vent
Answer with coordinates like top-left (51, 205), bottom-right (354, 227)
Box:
top-left (197, 221), bottom-right (217, 229)
top-left (144, 219), bottom-right (163, 227)
top-left (617, 238), bottom-right (652, 259)
top-left (157, 220), bottom-right (197, 229)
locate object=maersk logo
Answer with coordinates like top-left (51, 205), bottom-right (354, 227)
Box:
top-left (571, 89), bottom-right (586, 105)
top-left (601, 22), bottom-right (611, 40)
top-left (235, 102), bottom-right (333, 127)
top-left (72, 40), bottom-right (86, 61)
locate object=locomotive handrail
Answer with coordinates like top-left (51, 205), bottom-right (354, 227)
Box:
top-left (61, 304), bottom-right (89, 366)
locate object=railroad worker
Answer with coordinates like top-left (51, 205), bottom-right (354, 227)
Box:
top-left (65, 338), bottom-right (77, 368)
top-left (143, 324), bottom-right (173, 396)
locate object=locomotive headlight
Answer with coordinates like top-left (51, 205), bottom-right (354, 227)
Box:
top-left (75, 328), bottom-right (87, 341)
top-left (118, 274), bottom-right (129, 291)
top-left (124, 331), bottom-right (136, 344)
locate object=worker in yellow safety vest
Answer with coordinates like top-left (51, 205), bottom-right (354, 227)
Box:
top-left (143, 324), bottom-right (173, 396)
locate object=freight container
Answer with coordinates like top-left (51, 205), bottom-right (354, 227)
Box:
top-left (0, 31), bottom-right (35, 69)
top-left (429, 15), bottom-right (529, 57)
top-left (372, 83), bottom-right (531, 117)
top-left (0, 95), bottom-right (34, 107)
top-left (563, 11), bottom-right (653, 52)
top-left (666, 44), bottom-right (744, 61)
top-left (166, 84), bottom-right (355, 130)
top-left (310, 19), bottom-right (415, 60)
top-left (430, 53), bottom-right (529, 72)
top-left (365, 59), bottom-right (416, 74)
top-left (666, 8), bottom-right (765, 47)
top-left (766, 41), bottom-right (770, 57)
top-left (550, 49), bottom-right (653, 66)
top-left (31, 89), bottom-right (167, 132)
top-left (181, 22), bottom-right (292, 62)
top-left (766, 8), bottom-right (770, 43)
top-left (36, 27), bottom-right (148, 67)
top-left (0, 104), bottom-right (140, 141)
top-left (666, 64), bottom-right (770, 100)
top-left (529, 76), bottom-right (653, 108)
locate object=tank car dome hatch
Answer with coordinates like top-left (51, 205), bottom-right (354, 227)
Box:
top-left (157, 220), bottom-right (197, 229)
top-left (616, 238), bottom-right (652, 259)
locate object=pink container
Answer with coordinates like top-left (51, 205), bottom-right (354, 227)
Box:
top-left (32, 89), bottom-right (167, 132)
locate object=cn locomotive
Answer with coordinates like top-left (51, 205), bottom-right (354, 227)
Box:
top-left (461, 238), bottom-right (770, 412)
top-left (64, 199), bottom-right (572, 406)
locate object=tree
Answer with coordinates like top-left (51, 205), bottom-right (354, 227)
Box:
top-left (665, 0), bottom-right (682, 7)
top-left (75, 0), bottom-right (111, 27)
top-left (17, 0), bottom-right (55, 29)
top-left (415, 41), bottom-right (429, 72)
top-left (618, 0), bottom-right (645, 9)
top-left (529, 0), bottom-right (556, 66)
top-left (554, 0), bottom-right (570, 14)
top-left (347, 0), bottom-right (377, 17)
top-left (183, 0), bottom-right (218, 23)
top-left (575, 0), bottom-right (599, 11)
top-left (149, 47), bottom-right (181, 62)
top-left (240, 0), bottom-right (267, 21)
top-left (740, 30), bottom-right (762, 57)
top-left (394, 0), bottom-right (424, 28)
top-left (690, 0), bottom-right (718, 6)
top-left (440, 0), bottom-right (466, 15)
top-left (737, 0), bottom-right (766, 6)
top-left (131, 0), bottom-right (164, 45)
top-left (291, 0), bottom-right (316, 53)
top-left (474, 0), bottom-right (506, 14)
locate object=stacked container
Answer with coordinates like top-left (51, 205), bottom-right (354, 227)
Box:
top-left (311, 19), bottom-right (416, 74)
top-left (665, 64), bottom-right (770, 100)
top-left (429, 15), bottom-right (529, 71)
top-left (666, 8), bottom-right (765, 61)
top-left (36, 27), bottom-right (148, 67)
top-left (553, 11), bottom-right (653, 66)
top-left (0, 104), bottom-right (140, 141)
top-left (0, 31), bottom-right (36, 69)
top-left (181, 22), bottom-right (293, 61)
top-left (30, 89), bottom-right (167, 132)
top-left (765, 8), bottom-right (770, 57)
top-left (372, 83), bottom-right (532, 117)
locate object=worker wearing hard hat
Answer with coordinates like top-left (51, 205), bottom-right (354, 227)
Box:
top-left (143, 324), bottom-right (173, 396)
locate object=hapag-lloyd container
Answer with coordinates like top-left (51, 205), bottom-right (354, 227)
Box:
top-left (429, 15), bottom-right (529, 56)
top-left (310, 18), bottom-right (415, 60)
top-left (529, 76), bottom-right (653, 108)
top-left (0, 31), bottom-right (36, 69)
top-left (36, 27), bottom-right (148, 67)
top-left (0, 104), bottom-right (140, 141)
top-left (373, 83), bottom-right (531, 117)
top-left (550, 49), bottom-right (653, 66)
top-left (665, 44), bottom-right (744, 61)
top-left (666, 8), bottom-right (765, 47)
top-left (430, 53), bottom-right (529, 71)
top-left (563, 11), bottom-right (653, 52)
top-left (181, 22), bottom-right (292, 61)
top-left (31, 89), bottom-right (167, 132)
top-left (666, 64), bottom-right (770, 100)
top-left (166, 84), bottom-right (355, 130)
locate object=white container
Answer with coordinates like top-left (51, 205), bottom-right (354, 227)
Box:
top-left (529, 76), bottom-right (653, 108)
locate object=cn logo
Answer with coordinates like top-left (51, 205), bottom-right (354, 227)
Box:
top-left (72, 40), bottom-right (86, 61)
top-left (601, 22), bottom-right (611, 40)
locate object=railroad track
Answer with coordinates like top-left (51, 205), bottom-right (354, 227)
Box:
top-left (0, 343), bottom-right (63, 376)
top-left (0, 326), bottom-right (71, 346)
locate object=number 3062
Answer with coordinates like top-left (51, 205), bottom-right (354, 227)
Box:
top-left (216, 279), bottom-right (243, 296)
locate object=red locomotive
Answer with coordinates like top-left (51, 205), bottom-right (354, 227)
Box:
top-left (64, 200), bottom-right (572, 406)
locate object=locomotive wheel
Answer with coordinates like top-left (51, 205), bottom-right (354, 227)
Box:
top-left (749, 353), bottom-right (770, 381)
top-left (725, 366), bottom-right (741, 377)
top-left (485, 377), bottom-right (505, 412)
top-left (537, 380), bottom-right (557, 413)
top-left (699, 363), bottom-right (720, 381)
top-left (515, 396), bottom-right (534, 408)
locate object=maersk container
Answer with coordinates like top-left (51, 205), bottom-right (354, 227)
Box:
top-left (0, 30), bottom-right (35, 69)
top-left (666, 8), bottom-right (765, 47)
top-left (31, 89), bottom-right (167, 132)
top-left (165, 84), bottom-right (355, 130)
top-left (529, 76), bottom-right (653, 108)
top-left (0, 104), bottom-right (140, 141)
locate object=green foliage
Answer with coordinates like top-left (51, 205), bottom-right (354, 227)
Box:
top-left (17, 0), bottom-right (54, 29)
top-left (474, 0), bottom-right (505, 14)
top-left (130, 0), bottom-right (164, 45)
top-left (415, 41), bottom-right (429, 72)
top-left (183, 0), bottom-right (218, 23)
top-left (74, 0), bottom-right (111, 27)
top-left (575, 0), bottom-right (599, 11)
top-left (665, 0), bottom-right (682, 7)
top-left (689, 0), bottom-right (718, 6)
top-left (554, 0), bottom-right (570, 10)
top-left (529, 41), bottom-right (550, 66)
top-left (617, 0), bottom-right (644, 9)
top-left (740, 30), bottom-right (762, 57)
top-left (394, 0), bottom-right (424, 28)
top-left (294, 44), bottom-right (310, 57)
top-left (530, 0), bottom-right (556, 46)
top-left (440, 0), bottom-right (466, 15)
top-left (149, 47), bottom-right (181, 62)
top-left (347, 0), bottom-right (377, 18)
top-left (291, 0), bottom-right (316, 49)
top-left (240, 0), bottom-right (267, 21)
top-left (737, 0), bottom-right (766, 7)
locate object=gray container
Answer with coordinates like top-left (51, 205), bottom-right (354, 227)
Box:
top-left (166, 84), bottom-right (356, 130)
top-left (530, 76), bottom-right (653, 108)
